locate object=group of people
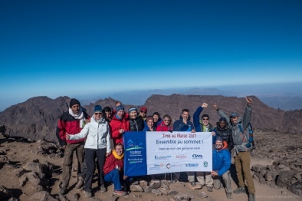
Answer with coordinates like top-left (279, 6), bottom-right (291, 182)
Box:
top-left (56, 97), bottom-right (256, 201)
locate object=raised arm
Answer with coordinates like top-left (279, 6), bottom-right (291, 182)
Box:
top-left (242, 97), bottom-right (252, 130)
top-left (213, 103), bottom-right (230, 124)
top-left (193, 103), bottom-right (207, 132)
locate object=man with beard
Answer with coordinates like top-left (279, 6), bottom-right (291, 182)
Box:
top-left (213, 97), bottom-right (255, 201)
top-left (56, 98), bottom-right (90, 195)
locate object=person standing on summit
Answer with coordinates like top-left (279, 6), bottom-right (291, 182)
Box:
top-left (56, 98), bottom-right (90, 195)
top-left (213, 97), bottom-right (255, 201)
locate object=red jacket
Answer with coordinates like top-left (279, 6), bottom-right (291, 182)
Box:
top-left (156, 121), bottom-right (173, 131)
top-left (109, 115), bottom-right (129, 145)
top-left (103, 152), bottom-right (124, 175)
top-left (56, 111), bottom-right (90, 146)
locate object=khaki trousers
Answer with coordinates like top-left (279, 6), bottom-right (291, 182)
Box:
top-left (234, 151), bottom-right (255, 194)
top-left (61, 143), bottom-right (84, 187)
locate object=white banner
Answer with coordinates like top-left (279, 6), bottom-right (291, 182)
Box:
top-left (146, 131), bottom-right (212, 175)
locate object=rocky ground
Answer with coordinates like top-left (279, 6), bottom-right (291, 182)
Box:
top-left (0, 130), bottom-right (301, 201)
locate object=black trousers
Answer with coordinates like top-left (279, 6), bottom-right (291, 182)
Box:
top-left (84, 148), bottom-right (106, 191)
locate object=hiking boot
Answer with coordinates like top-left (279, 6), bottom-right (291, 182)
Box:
top-left (207, 186), bottom-right (213, 192)
top-left (227, 192), bottom-right (233, 199)
top-left (190, 182), bottom-right (196, 187)
top-left (75, 179), bottom-right (84, 189)
top-left (100, 184), bottom-right (107, 193)
top-left (84, 190), bottom-right (92, 197)
top-left (248, 193), bottom-right (255, 201)
top-left (233, 186), bottom-right (245, 194)
top-left (113, 190), bottom-right (127, 197)
top-left (58, 186), bottom-right (67, 195)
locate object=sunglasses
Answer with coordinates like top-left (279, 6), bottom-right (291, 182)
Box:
top-left (202, 118), bottom-right (209, 120)
top-left (164, 119), bottom-right (170, 122)
top-left (95, 113), bottom-right (102, 115)
top-left (140, 111), bottom-right (146, 113)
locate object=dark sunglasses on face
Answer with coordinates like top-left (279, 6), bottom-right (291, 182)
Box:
top-left (202, 118), bottom-right (209, 120)
top-left (95, 113), bottom-right (102, 115)
top-left (164, 119), bottom-right (170, 122)
top-left (140, 111), bottom-right (146, 113)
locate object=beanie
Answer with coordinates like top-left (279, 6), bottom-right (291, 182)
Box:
top-left (140, 106), bottom-right (147, 112)
top-left (70, 98), bottom-right (80, 108)
top-left (94, 105), bottom-right (102, 113)
top-left (219, 117), bottom-right (227, 123)
top-left (216, 136), bottom-right (223, 142)
top-left (128, 107), bottom-right (137, 113)
top-left (116, 104), bottom-right (125, 112)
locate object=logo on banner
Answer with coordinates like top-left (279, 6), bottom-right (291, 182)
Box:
top-left (176, 154), bottom-right (187, 159)
top-left (166, 163), bottom-right (171, 169)
top-left (203, 161), bottom-right (209, 167)
top-left (155, 155), bottom-right (172, 160)
top-left (126, 139), bottom-right (144, 151)
top-left (185, 163), bottom-right (199, 167)
top-left (192, 154), bottom-right (203, 159)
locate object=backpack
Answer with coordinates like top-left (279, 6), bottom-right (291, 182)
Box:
top-left (237, 122), bottom-right (255, 150)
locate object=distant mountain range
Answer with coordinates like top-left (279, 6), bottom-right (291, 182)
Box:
top-left (0, 94), bottom-right (301, 145)
top-left (79, 85), bottom-right (302, 111)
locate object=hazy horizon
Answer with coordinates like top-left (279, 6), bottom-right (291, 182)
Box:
top-left (1, 1), bottom-right (301, 111)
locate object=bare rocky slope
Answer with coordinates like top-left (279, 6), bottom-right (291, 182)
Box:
top-left (0, 94), bottom-right (301, 145)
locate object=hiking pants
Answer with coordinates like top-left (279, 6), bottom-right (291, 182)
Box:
top-left (61, 143), bottom-right (84, 188)
top-left (212, 170), bottom-right (232, 193)
top-left (234, 151), bottom-right (255, 193)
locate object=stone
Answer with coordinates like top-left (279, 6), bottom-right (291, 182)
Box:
top-left (0, 185), bottom-right (13, 200)
top-left (130, 184), bottom-right (144, 192)
top-left (0, 155), bottom-right (9, 163)
top-left (173, 194), bottom-right (191, 201)
top-left (251, 164), bottom-right (265, 173)
top-left (288, 181), bottom-right (302, 196)
top-left (139, 180), bottom-right (148, 191)
top-left (28, 191), bottom-right (57, 201)
top-left (276, 171), bottom-right (296, 188)
top-left (149, 180), bottom-right (161, 189)
top-left (168, 190), bottom-right (178, 195)
top-left (19, 175), bottom-right (28, 187)
top-left (151, 189), bottom-right (163, 196)
top-left (265, 170), bottom-right (273, 181)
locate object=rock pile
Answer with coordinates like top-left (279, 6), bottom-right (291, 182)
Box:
top-left (251, 159), bottom-right (302, 196)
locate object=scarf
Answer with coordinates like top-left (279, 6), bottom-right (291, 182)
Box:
top-left (115, 114), bottom-right (122, 120)
top-left (69, 107), bottom-right (85, 128)
top-left (112, 149), bottom-right (124, 160)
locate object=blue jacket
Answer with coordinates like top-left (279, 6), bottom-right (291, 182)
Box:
top-left (193, 106), bottom-right (214, 132)
top-left (173, 116), bottom-right (195, 131)
top-left (212, 148), bottom-right (231, 176)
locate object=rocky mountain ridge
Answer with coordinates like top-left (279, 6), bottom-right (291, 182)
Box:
top-left (0, 94), bottom-right (301, 144)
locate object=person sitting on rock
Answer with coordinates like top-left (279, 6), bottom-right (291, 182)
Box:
top-left (103, 143), bottom-right (127, 197)
top-left (213, 97), bottom-right (255, 201)
top-left (67, 105), bottom-right (112, 197)
top-left (211, 136), bottom-right (232, 199)
top-left (56, 98), bottom-right (90, 195)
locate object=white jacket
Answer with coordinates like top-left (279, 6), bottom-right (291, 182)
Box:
top-left (69, 116), bottom-right (111, 153)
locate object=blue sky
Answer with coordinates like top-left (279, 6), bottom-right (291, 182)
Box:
top-left (1, 0), bottom-right (302, 111)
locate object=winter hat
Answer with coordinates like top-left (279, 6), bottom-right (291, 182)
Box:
top-left (128, 107), bottom-right (137, 113)
top-left (140, 106), bottom-right (147, 112)
top-left (201, 114), bottom-right (209, 119)
top-left (94, 105), bottom-right (102, 113)
top-left (116, 104), bottom-right (125, 112)
top-left (219, 117), bottom-right (227, 123)
top-left (229, 112), bottom-right (238, 118)
top-left (216, 136), bottom-right (223, 142)
top-left (70, 98), bottom-right (80, 108)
